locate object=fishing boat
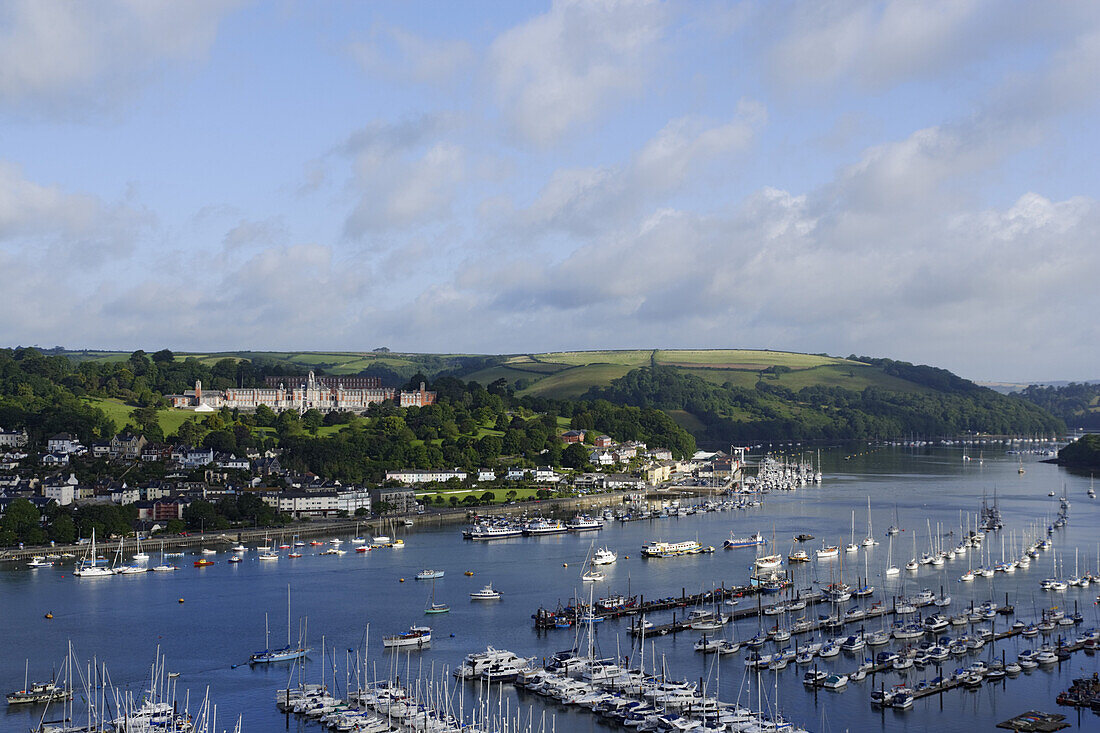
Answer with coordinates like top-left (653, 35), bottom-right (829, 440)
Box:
top-left (591, 547), bottom-right (617, 565)
top-left (788, 549), bottom-right (810, 563)
top-left (26, 557), bottom-right (53, 568)
top-left (382, 625), bottom-right (431, 648)
top-left (723, 531), bottom-right (765, 549)
top-left (73, 529), bottom-right (114, 578)
top-left (6, 660), bottom-right (71, 705)
top-left (416, 569), bottom-right (445, 580)
top-left (227, 555), bottom-right (242, 563)
top-left (470, 583), bottom-right (502, 600)
top-left (250, 586), bottom-right (309, 664)
top-left (816, 544), bottom-right (839, 559)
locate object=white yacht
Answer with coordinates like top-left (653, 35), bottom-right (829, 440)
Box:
top-left (591, 547), bottom-right (617, 565)
top-left (382, 626), bottom-right (431, 648)
top-left (470, 583), bottom-right (502, 600)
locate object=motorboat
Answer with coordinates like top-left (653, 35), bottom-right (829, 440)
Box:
top-left (416, 569), bottom-right (445, 580)
top-left (589, 547), bottom-right (617, 566)
top-left (816, 545), bottom-right (839, 559)
top-left (470, 583), bottom-right (502, 600)
top-left (723, 532), bottom-right (765, 549)
top-left (382, 626), bottom-right (431, 649)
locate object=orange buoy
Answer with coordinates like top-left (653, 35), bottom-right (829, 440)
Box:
top-left (562, 563), bottom-right (568, 567)
top-left (399, 578), bottom-right (405, 582)
top-left (178, 598), bottom-right (185, 603)
top-left (44, 612), bottom-right (53, 619)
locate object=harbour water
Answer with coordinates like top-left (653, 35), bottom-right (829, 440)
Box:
top-left (3, 445), bottom-right (1100, 732)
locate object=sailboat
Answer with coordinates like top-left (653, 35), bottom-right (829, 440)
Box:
top-left (250, 585), bottom-right (309, 663)
top-left (425, 577), bottom-right (449, 614)
top-left (152, 542), bottom-right (176, 572)
top-left (861, 497), bottom-right (876, 546)
top-left (885, 504), bottom-right (901, 536)
top-left (73, 529), bottom-right (113, 577)
top-left (1089, 475), bottom-right (1096, 498)
top-left (131, 536), bottom-right (149, 562)
top-left (885, 534), bottom-right (899, 576)
top-left (844, 511), bottom-right (858, 553)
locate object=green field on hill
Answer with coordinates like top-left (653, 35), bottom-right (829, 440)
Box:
top-left (82, 397), bottom-right (198, 436)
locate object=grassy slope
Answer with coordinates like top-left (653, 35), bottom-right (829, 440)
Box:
top-left (518, 364), bottom-right (636, 399)
top-left (83, 397), bottom-right (198, 435)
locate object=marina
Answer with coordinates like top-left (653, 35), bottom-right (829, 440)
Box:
top-left (3, 444), bottom-right (1100, 731)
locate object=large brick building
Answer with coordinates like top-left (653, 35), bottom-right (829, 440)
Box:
top-left (168, 372), bottom-right (435, 413)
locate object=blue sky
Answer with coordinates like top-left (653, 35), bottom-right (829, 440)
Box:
top-left (1, 1), bottom-right (1098, 381)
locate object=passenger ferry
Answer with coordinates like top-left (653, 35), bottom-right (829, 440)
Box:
top-left (566, 515), bottom-right (603, 531)
top-left (522, 519), bottom-right (568, 536)
top-left (465, 523), bottom-right (523, 541)
top-left (640, 540), bottom-right (713, 558)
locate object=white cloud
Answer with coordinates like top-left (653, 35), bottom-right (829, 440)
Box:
top-left (520, 103), bottom-right (765, 235)
top-left (0, 0), bottom-right (242, 114)
top-left (0, 160), bottom-right (149, 263)
top-left (490, 0), bottom-right (667, 144)
top-left (767, 0), bottom-right (1098, 91)
top-left (349, 26), bottom-right (474, 86)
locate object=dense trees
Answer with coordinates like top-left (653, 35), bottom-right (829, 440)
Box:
top-left (586, 365), bottom-right (1064, 443)
top-left (1018, 383), bottom-right (1100, 429)
top-left (1057, 434), bottom-right (1100, 467)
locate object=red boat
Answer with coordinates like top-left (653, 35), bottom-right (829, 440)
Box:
top-left (193, 559), bottom-right (214, 567)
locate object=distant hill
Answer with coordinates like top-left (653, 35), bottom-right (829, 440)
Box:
top-left (56, 348), bottom-right (1065, 442)
top-left (1014, 382), bottom-right (1100, 429)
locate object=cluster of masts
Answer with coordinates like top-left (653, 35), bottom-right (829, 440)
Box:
top-left (747, 453), bottom-right (822, 492)
top-left (275, 637), bottom-right (550, 733)
top-left (29, 644), bottom-right (238, 733)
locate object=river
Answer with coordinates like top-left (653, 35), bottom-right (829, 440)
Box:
top-left (2, 445), bottom-right (1099, 732)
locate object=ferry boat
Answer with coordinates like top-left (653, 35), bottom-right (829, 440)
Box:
top-left (723, 532), bottom-right (765, 549)
top-left (522, 519), bottom-right (568, 536)
top-left (382, 626), bottom-right (432, 648)
top-left (466, 524), bottom-right (523, 541)
top-left (566, 516), bottom-right (603, 531)
top-left (591, 547), bottom-right (617, 565)
top-left (641, 540), bottom-right (712, 558)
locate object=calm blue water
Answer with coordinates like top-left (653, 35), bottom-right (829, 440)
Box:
top-left (3, 446), bottom-right (1100, 732)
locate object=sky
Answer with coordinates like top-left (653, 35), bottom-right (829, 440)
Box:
top-left (1, 1), bottom-right (1098, 382)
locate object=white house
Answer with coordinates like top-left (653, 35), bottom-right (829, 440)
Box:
top-left (0, 428), bottom-right (28, 448)
top-left (41, 452), bottom-right (69, 466)
top-left (43, 482), bottom-right (76, 506)
top-left (47, 433), bottom-right (82, 454)
top-left (475, 469), bottom-right (498, 482)
top-left (589, 450), bottom-right (615, 466)
top-left (385, 469), bottom-right (468, 485)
